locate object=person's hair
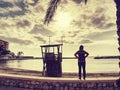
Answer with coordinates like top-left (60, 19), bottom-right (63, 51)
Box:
top-left (79, 45), bottom-right (84, 50)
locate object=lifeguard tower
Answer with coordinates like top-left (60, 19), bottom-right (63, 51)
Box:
top-left (40, 44), bottom-right (63, 77)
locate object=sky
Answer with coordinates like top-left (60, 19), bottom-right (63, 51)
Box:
top-left (0, 0), bottom-right (119, 57)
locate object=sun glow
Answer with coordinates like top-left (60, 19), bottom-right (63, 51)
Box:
top-left (55, 12), bottom-right (72, 29)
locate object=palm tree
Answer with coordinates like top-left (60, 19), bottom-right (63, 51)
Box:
top-left (114, 0), bottom-right (120, 56)
top-left (114, 0), bottom-right (120, 86)
top-left (17, 51), bottom-right (24, 58)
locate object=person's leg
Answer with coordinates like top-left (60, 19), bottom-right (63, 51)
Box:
top-left (82, 62), bottom-right (86, 80)
top-left (78, 62), bottom-right (81, 79)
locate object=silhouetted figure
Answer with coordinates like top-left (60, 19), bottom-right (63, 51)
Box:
top-left (74, 45), bottom-right (89, 80)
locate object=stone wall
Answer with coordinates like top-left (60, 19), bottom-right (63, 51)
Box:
top-left (0, 76), bottom-right (120, 90)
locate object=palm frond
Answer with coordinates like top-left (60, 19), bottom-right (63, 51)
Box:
top-left (44, 0), bottom-right (87, 24)
top-left (114, 0), bottom-right (120, 41)
top-left (44, 0), bottom-right (61, 24)
top-left (85, 0), bottom-right (88, 4)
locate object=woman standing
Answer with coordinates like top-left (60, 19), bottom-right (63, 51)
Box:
top-left (74, 45), bottom-right (89, 80)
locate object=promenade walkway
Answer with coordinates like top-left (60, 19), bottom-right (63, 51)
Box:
top-left (0, 73), bottom-right (119, 81)
top-left (0, 72), bottom-right (119, 90)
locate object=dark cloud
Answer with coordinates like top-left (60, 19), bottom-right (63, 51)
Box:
top-left (73, 7), bottom-right (115, 30)
top-left (15, 0), bottom-right (27, 10)
top-left (72, 19), bottom-right (82, 27)
top-left (61, 0), bottom-right (68, 4)
top-left (73, 0), bottom-right (83, 4)
top-left (90, 15), bottom-right (115, 29)
top-left (0, 1), bottom-right (28, 18)
top-left (16, 20), bottom-right (31, 28)
top-left (0, 1), bottom-right (13, 8)
top-left (95, 8), bottom-right (105, 14)
top-left (91, 15), bottom-right (106, 28)
top-left (0, 36), bottom-right (33, 45)
top-left (34, 5), bottom-right (44, 12)
top-left (105, 23), bottom-right (115, 28)
top-left (79, 39), bottom-right (93, 44)
top-left (67, 31), bottom-right (78, 37)
top-left (34, 36), bottom-right (46, 44)
top-left (29, 24), bottom-right (55, 36)
top-left (72, 12), bottom-right (91, 28)
top-left (56, 39), bottom-right (74, 44)
top-left (89, 7), bottom-right (115, 29)
top-left (85, 30), bottom-right (116, 41)
top-left (0, 10), bottom-right (26, 17)
top-left (0, 23), bottom-right (11, 29)
top-left (28, 0), bottom-right (39, 6)
top-left (81, 14), bottom-right (90, 20)
top-left (106, 23), bottom-right (115, 28)
top-left (90, 8), bottom-right (106, 28)
top-left (33, 0), bottom-right (39, 4)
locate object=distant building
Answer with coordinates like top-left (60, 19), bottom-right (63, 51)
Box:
top-left (0, 39), bottom-right (9, 50)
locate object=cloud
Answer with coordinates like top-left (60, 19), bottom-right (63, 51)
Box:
top-left (0, 0), bottom-right (28, 18)
top-left (91, 15), bottom-right (106, 28)
top-left (72, 5), bottom-right (115, 30)
top-left (79, 39), bottom-right (93, 44)
top-left (73, 0), bottom-right (83, 4)
top-left (0, 10), bottom-right (25, 17)
top-left (89, 7), bottom-right (115, 29)
top-left (56, 39), bottom-right (74, 44)
top-left (28, 0), bottom-right (39, 6)
top-left (0, 1), bottom-right (13, 8)
top-left (34, 5), bottom-right (45, 12)
top-left (29, 24), bottom-right (55, 36)
top-left (85, 30), bottom-right (117, 41)
top-left (0, 23), bottom-right (11, 30)
top-left (0, 0), bottom-right (117, 53)
top-left (0, 36), bottom-right (33, 45)
top-left (16, 20), bottom-right (31, 28)
top-left (67, 31), bottom-right (78, 38)
top-left (0, 0), bottom-right (46, 18)
top-left (34, 36), bottom-right (46, 44)
top-left (61, 0), bottom-right (68, 4)
top-left (15, 0), bottom-right (27, 9)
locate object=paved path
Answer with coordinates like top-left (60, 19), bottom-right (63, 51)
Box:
top-left (0, 73), bottom-right (119, 81)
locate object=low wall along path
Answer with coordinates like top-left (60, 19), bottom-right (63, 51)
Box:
top-left (0, 73), bottom-right (120, 90)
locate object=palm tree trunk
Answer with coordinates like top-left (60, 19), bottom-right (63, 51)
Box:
top-left (114, 0), bottom-right (120, 66)
top-left (114, 0), bottom-right (120, 87)
top-left (114, 1), bottom-right (120, 44)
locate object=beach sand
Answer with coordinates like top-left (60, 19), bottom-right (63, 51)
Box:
top-left (0, 66), bottom-right (119, 78)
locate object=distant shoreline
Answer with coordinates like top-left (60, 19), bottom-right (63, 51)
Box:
top-left (0, 56), bottom-right (120, 60)
top-left (94, 56), bottom-right (120, 59)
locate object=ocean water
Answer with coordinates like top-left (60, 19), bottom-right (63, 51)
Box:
top-left (0, 57), bottom-right (119, 73)
top-left (0, 57), bottom-right (119, 90)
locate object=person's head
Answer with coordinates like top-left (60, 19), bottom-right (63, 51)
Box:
top-left (79, 45), bottom-right (84, 51)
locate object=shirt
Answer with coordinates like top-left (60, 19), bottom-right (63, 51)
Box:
top-left (74, 50), bottom-right (89, 62)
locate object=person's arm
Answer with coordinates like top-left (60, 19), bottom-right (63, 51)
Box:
top-left (84, 51), bottom-right (89, 58)
top-left (74, 51), bottom-right (79, 58)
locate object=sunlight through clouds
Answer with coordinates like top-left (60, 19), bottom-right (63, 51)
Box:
top-left (55, 12), bottom-right (72, 29)
top-left (0, 0), bottom-right (118, 56)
